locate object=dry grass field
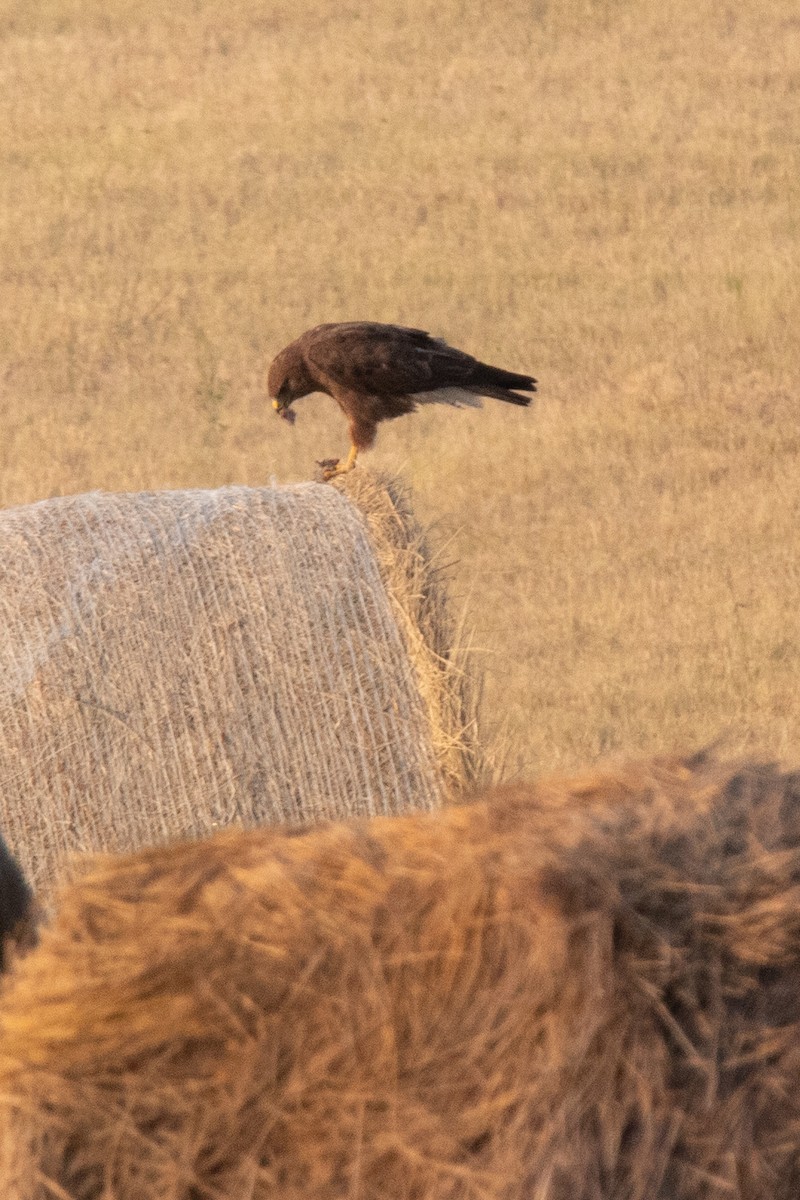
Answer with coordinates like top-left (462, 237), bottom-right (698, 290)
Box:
top-left (0, 0), bottom-right (798, 775)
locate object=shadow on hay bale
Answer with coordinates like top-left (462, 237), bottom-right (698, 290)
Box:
top-left (2, 752), bottom-right (800, 1198)
top-left (0, 473), bottom-right (483, 898)
top-left (0, 837), bottom-right (34, 973)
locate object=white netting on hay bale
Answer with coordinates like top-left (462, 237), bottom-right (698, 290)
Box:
top-left (0, 476), bottom-right (480, 894)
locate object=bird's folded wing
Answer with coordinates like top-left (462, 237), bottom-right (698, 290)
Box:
top-left (304, 325), bottom-right (477, 397)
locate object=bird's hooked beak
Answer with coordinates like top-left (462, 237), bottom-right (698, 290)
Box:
top-left (273, 397), bottom-right (296, 424)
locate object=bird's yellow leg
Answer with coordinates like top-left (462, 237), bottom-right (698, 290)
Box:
top-left (322, 444), bottom-right (359, 481)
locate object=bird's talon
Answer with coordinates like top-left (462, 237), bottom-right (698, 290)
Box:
top-left (315, 458), bottom-right (343, 483)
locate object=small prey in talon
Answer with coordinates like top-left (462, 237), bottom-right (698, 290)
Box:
top-left (268, 321), bottom-right (537, 482)
top-left (273, 402), bottom-right (296, 425)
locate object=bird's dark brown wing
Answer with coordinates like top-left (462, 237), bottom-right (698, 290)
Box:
top-left (302, 323), bottom-right (481, 398)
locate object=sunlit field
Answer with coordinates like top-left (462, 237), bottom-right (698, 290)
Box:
top-left (1, 0), bottom-right (798, 775)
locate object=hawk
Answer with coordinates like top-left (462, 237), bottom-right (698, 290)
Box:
top-left (268, 322), bottom-right (536, 479)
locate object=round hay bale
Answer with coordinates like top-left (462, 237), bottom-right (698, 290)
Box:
top-left (0, 475), bottom-right (481, 895)
top-left (1, 753), bottom-right (800, 1198)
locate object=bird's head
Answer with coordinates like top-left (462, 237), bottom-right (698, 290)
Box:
top-left (268, 345), bottom-right (315, 424)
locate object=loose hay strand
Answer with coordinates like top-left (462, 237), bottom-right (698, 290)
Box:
top-left (334, 471), bottom-right (489, 794)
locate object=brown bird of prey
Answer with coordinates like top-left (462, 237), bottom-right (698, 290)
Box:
top-left (268, 321), bottom-right (536, 479)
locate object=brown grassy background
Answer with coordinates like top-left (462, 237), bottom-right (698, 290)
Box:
top-left (1, 0), bottom-right (798, 775)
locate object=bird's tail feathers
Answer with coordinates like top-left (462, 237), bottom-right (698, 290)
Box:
top-left (471, 364), bottom-right (537, 404)
top-left (467, 384), bottom-right (534, 407)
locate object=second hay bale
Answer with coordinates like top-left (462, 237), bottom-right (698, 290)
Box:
top-left (1, 754), bottom-right (800, 1197)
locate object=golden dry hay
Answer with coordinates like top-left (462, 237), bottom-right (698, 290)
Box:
top-left (1, 753), bottom-right (800, 1197)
